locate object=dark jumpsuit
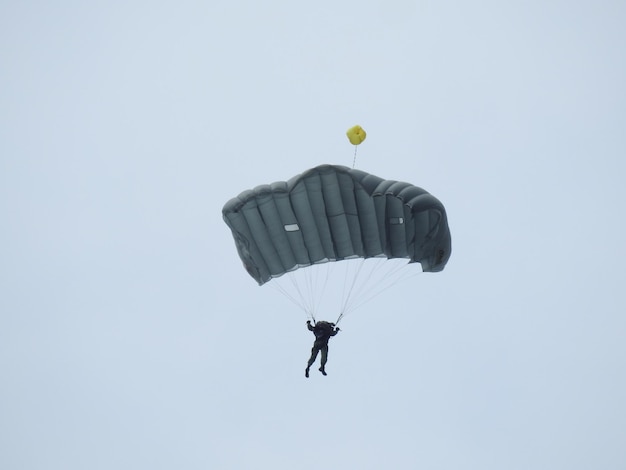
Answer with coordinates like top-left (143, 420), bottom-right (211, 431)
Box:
top-left (306, 321), bottom-right (339, 371)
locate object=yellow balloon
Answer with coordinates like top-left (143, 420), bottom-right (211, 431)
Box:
top-left (346, 125), bottom-right (366, 145)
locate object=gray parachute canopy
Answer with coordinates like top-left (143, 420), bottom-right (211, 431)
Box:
top-left (222, 164), bottom-right (451, 286)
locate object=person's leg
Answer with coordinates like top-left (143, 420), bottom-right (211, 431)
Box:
top-left (307, 346), bottom-right (320, 367)
top-left (306, 346), bottom-right (320, 377)
top-left (319, 345), bottom-right (328, 375)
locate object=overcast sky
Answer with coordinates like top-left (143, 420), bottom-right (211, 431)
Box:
top-left (2, 1), bottom-right (625, 469)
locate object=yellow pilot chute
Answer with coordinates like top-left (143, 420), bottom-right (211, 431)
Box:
top-left (346, 125), bottom-right (366, 145)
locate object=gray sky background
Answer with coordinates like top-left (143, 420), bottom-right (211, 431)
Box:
top-left (2, 1), bottom-right (625, 469)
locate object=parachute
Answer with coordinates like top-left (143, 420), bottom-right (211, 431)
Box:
top-left (222, 164), bottom-right (451, 320)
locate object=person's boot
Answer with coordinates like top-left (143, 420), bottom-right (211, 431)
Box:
top-left (319, 367), bottom-right (327, 376)
top-left (305, 367), bottom-right (310, 378)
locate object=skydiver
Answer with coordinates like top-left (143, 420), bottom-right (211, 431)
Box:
top-left (305, 320), bottom-right (340, 377)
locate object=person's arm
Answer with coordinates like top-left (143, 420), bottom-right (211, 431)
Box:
top-left (307, 320), bottom-right (314, 332)
top-left (331, 327), bottom-right (340, 336)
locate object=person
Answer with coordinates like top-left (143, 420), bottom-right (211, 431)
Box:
top-left (305, 320), bottom-right (340, 377)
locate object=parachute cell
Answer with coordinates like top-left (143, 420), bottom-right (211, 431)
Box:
top-left (222, 164), bottom-right (451, 286)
